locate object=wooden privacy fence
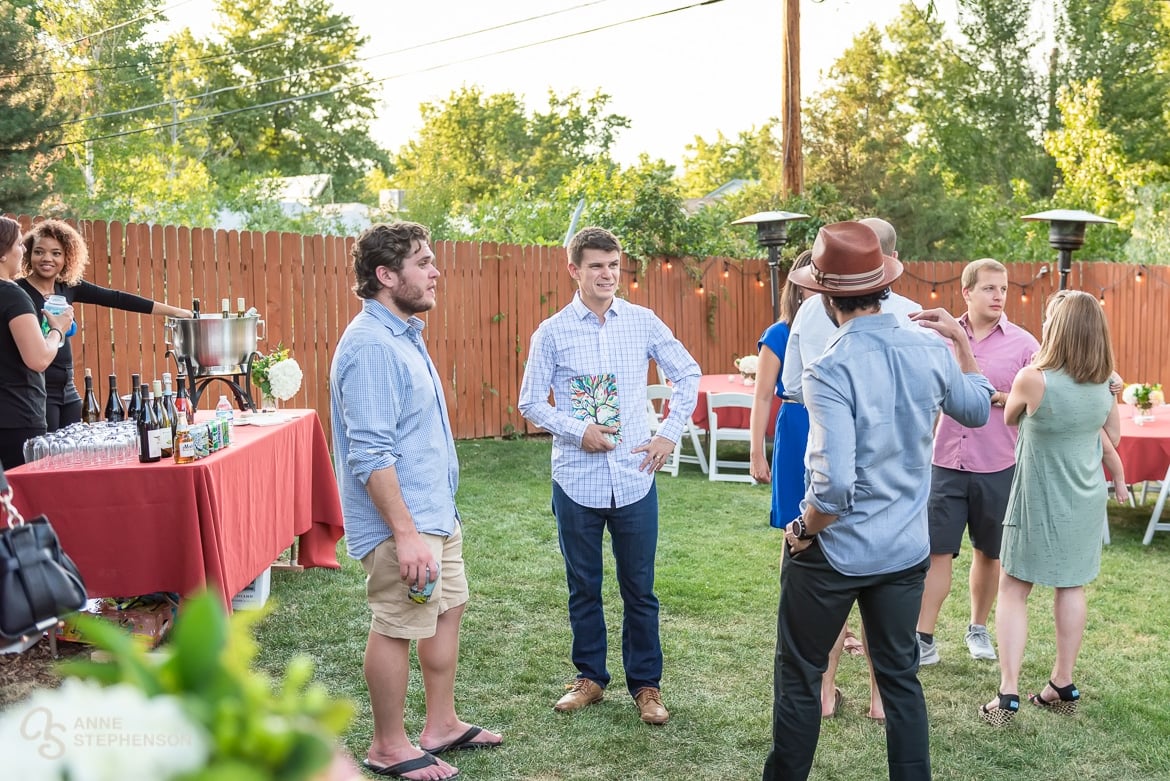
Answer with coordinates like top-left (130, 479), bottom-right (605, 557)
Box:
top-left (18, 217), bottom-right (1170, 444)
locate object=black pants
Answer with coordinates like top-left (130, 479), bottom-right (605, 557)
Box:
top-left (0, 427), bottom-right (46, 471)
top-left (763, 541), bottom-right (931, 781)
top-left (46, 398), bottom-right (82, 432)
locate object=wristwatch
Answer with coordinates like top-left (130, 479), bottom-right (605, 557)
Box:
top-left (791, 517), bottom-right (817, 541)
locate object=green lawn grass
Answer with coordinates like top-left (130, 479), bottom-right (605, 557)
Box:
top-left (255, 439), bottom-right (1170, 780)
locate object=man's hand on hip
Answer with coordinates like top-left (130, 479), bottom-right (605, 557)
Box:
top-left (632, 435), bottom-right (675, 473)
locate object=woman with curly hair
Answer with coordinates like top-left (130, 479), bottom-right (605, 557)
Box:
top-left (0, 217), bottom-right (74, 468)
top-left (18, 219), bottom-right (191, 431)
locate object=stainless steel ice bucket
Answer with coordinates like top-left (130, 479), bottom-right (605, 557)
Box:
top-left (165, 315), bottom-right (265, 375)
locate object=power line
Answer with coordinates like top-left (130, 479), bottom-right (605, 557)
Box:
top-left (25, 0), bottom-right (197, 60)
top-left (44, 0), bottom-right (618, 127)
top-left (37, 0), bottom-right (726, 148)
top-left (21, 20), bottom-right (351, 78)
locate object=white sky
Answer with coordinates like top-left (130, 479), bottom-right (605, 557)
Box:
top-left (161, 0), bottom-right (960, 166)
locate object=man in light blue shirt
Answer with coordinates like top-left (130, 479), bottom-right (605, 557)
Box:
top-left (762, 222), bottom-right (993, 781)
top-left (518, 226), bottom-right (700, 726)
top-left (331, 221), bottom-right (499, 781)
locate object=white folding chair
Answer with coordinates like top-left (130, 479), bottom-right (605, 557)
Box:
top-left (1140, 465), bottom-right (1170, 545)
top-left (646, 384), bottom-right (682, 477)
top-left (707, 391), bottom-right (755, 483)
top-left (646, 384), bottom-right (708, 475)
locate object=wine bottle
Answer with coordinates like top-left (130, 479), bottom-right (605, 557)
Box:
top-left (236, 297), bottom-right (246, 318)
top-left (126, 373), bottom-right (142, 421)
top-left (162, 373), bottom-right (179, 438)
top-left (191, 298), bottom-right (201, 319)
top-left (175, 374), bottom-right (194, 426)
top-left (153, 380), bottom-right (173, 458)
top-left (137, 383), bottom-right (161, 463)
top-left (82, 369), bottom-right (102, 424)
top-left (221, 298), bottom-right (230, 318)
top-left (103, 374), bottom-right (124, 422)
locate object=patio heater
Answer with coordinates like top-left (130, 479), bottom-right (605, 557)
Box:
top-left (732, 211), bottom-right (810, 321)
top-left (1020, 209), bottom-right (1116, 291)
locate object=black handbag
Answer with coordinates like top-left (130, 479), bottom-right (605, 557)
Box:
top-left (0, 468), bottom-right (87, 645)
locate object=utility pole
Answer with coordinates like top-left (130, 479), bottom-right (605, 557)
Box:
top-left (781, 0), bottom-right (803, 196)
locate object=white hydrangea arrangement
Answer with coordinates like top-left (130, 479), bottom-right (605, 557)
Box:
top-left (1122, 382), bottom-right (1164, 410)
top-left (267, 357), bottom-right (303, 401)
top-left (251, 343), bottom-right (303, 403)
top-left (735, 354), bottom-right (760, 376)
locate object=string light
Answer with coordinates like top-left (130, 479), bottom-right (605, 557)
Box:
top-left (631, 275), bottom-right (639, 290)
top-left (930, 285), bottom-right (938, 300)
top-left (1136, 264), bottom-right (1145, 283)
top-left (756, 272), bottom-right (765, 288)
top-left (697, 282), bottom-right (704, 295)
top-left (722, 261), bottom-right (730, 279)
top-left (664, 260), bottom-right (673, 271)
top-left (1099, 287), bottom-right (1106, 305)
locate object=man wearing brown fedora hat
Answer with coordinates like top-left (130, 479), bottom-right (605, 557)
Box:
top-left (762, 221), bottom-right (994, 781)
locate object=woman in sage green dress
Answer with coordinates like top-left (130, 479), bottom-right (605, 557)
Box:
top-left (980, 290), bottom-right (1120, 726)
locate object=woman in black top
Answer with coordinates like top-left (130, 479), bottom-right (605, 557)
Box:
top-left (18, 220), bottom-right (191, 431)
top-left (0, 217), bottom-right (74, 469)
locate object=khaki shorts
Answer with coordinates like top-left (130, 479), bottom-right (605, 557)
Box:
top-left (360, 525), bottom-right (468, 639)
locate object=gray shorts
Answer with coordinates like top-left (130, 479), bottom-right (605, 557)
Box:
top-left (927, 465), bottom-right (1014, 559)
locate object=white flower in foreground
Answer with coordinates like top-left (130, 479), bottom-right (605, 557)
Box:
top-left (1122, 383), bottom-right (1140, 405)
top-left (0, 679), bottom-right (209, 781)
top-left (268, 357), bottom-right (303, 401)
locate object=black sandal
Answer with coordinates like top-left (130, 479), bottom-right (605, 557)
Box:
top-left (980, 692), bottom-right (1019, 726)
top-left (1029, 680), bottom-right (1079, 715)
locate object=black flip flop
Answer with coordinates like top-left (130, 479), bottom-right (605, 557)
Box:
top-left (362, 752), bottom-right (459, 779)
top-left (420, 725), bottom-right (503, 755)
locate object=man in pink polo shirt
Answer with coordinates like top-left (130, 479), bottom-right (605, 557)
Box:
top-left (916, 258), bottom-right (1039, 664)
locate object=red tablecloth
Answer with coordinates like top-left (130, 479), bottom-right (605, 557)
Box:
top-left (5, 410), bottom-right (343, 604)
top-left (687, 374), bottom-right (782, 432)
top-left (1117, 404), bottom-right (1170, 484)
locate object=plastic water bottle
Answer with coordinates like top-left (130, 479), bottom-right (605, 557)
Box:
top-left (215, 395), bottom-right (234, 446)
top-left (43, 294), bottom-right (77, 337)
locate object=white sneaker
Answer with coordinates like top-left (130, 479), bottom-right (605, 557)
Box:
top-left (965, 624), bottom-right (997, 660)
top-left (918, 635), bottom-right (940, 666)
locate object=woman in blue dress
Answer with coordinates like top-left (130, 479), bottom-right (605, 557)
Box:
top-left (749, 250), bottom-right (812, 528)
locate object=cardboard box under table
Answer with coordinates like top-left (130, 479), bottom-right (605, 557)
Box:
top-left (6, 410), bottom-right (344, 608)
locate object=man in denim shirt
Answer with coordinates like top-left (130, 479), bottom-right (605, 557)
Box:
top-left (519, 226), bottom-right (700, 725)
top-left (762, 222), bottom-right (993, 781)
top-left (332, 222), bottom-right (500, 781)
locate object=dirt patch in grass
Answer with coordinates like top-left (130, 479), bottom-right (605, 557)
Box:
top-left (0, 636), bottom-right (91, 707)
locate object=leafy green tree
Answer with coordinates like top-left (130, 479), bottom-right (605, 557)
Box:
top-left (1057, 0), bottom-right (1170, 165)
top-left (191, 0), bottom-right (388, 199)
top-left (391, 86), bottom-right (628, 235)
top-left (0, 2), bottom-right (71, 211)
top-left (679, 123), bottom-right (781, 198)
top-left (34, 0), bottom-right (175, 210)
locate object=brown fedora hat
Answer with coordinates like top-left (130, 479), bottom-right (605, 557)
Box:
top-left (788, 221), bottom-right (903, 295)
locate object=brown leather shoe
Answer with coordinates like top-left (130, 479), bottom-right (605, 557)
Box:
top-left (634, 687), bottom-right (669, 725)
top-left (554, 678), bottom-right (604, 712)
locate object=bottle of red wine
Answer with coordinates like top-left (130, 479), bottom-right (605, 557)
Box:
top-left (137, 383), bottom-right (161, 463)
top-left (104, 374), bottom-right (124, 422)
top-left (126, 373), bottom-right (142, 421)
top-left (82, 369), bottom-right (102, 424)
top-left (175, 374), bottom-right (194, 426)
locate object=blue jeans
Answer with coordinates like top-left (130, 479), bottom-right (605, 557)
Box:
top-left (551, 481), bottom-right (661, 696)
top-left (763, 541), bottom-right (931, 781)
